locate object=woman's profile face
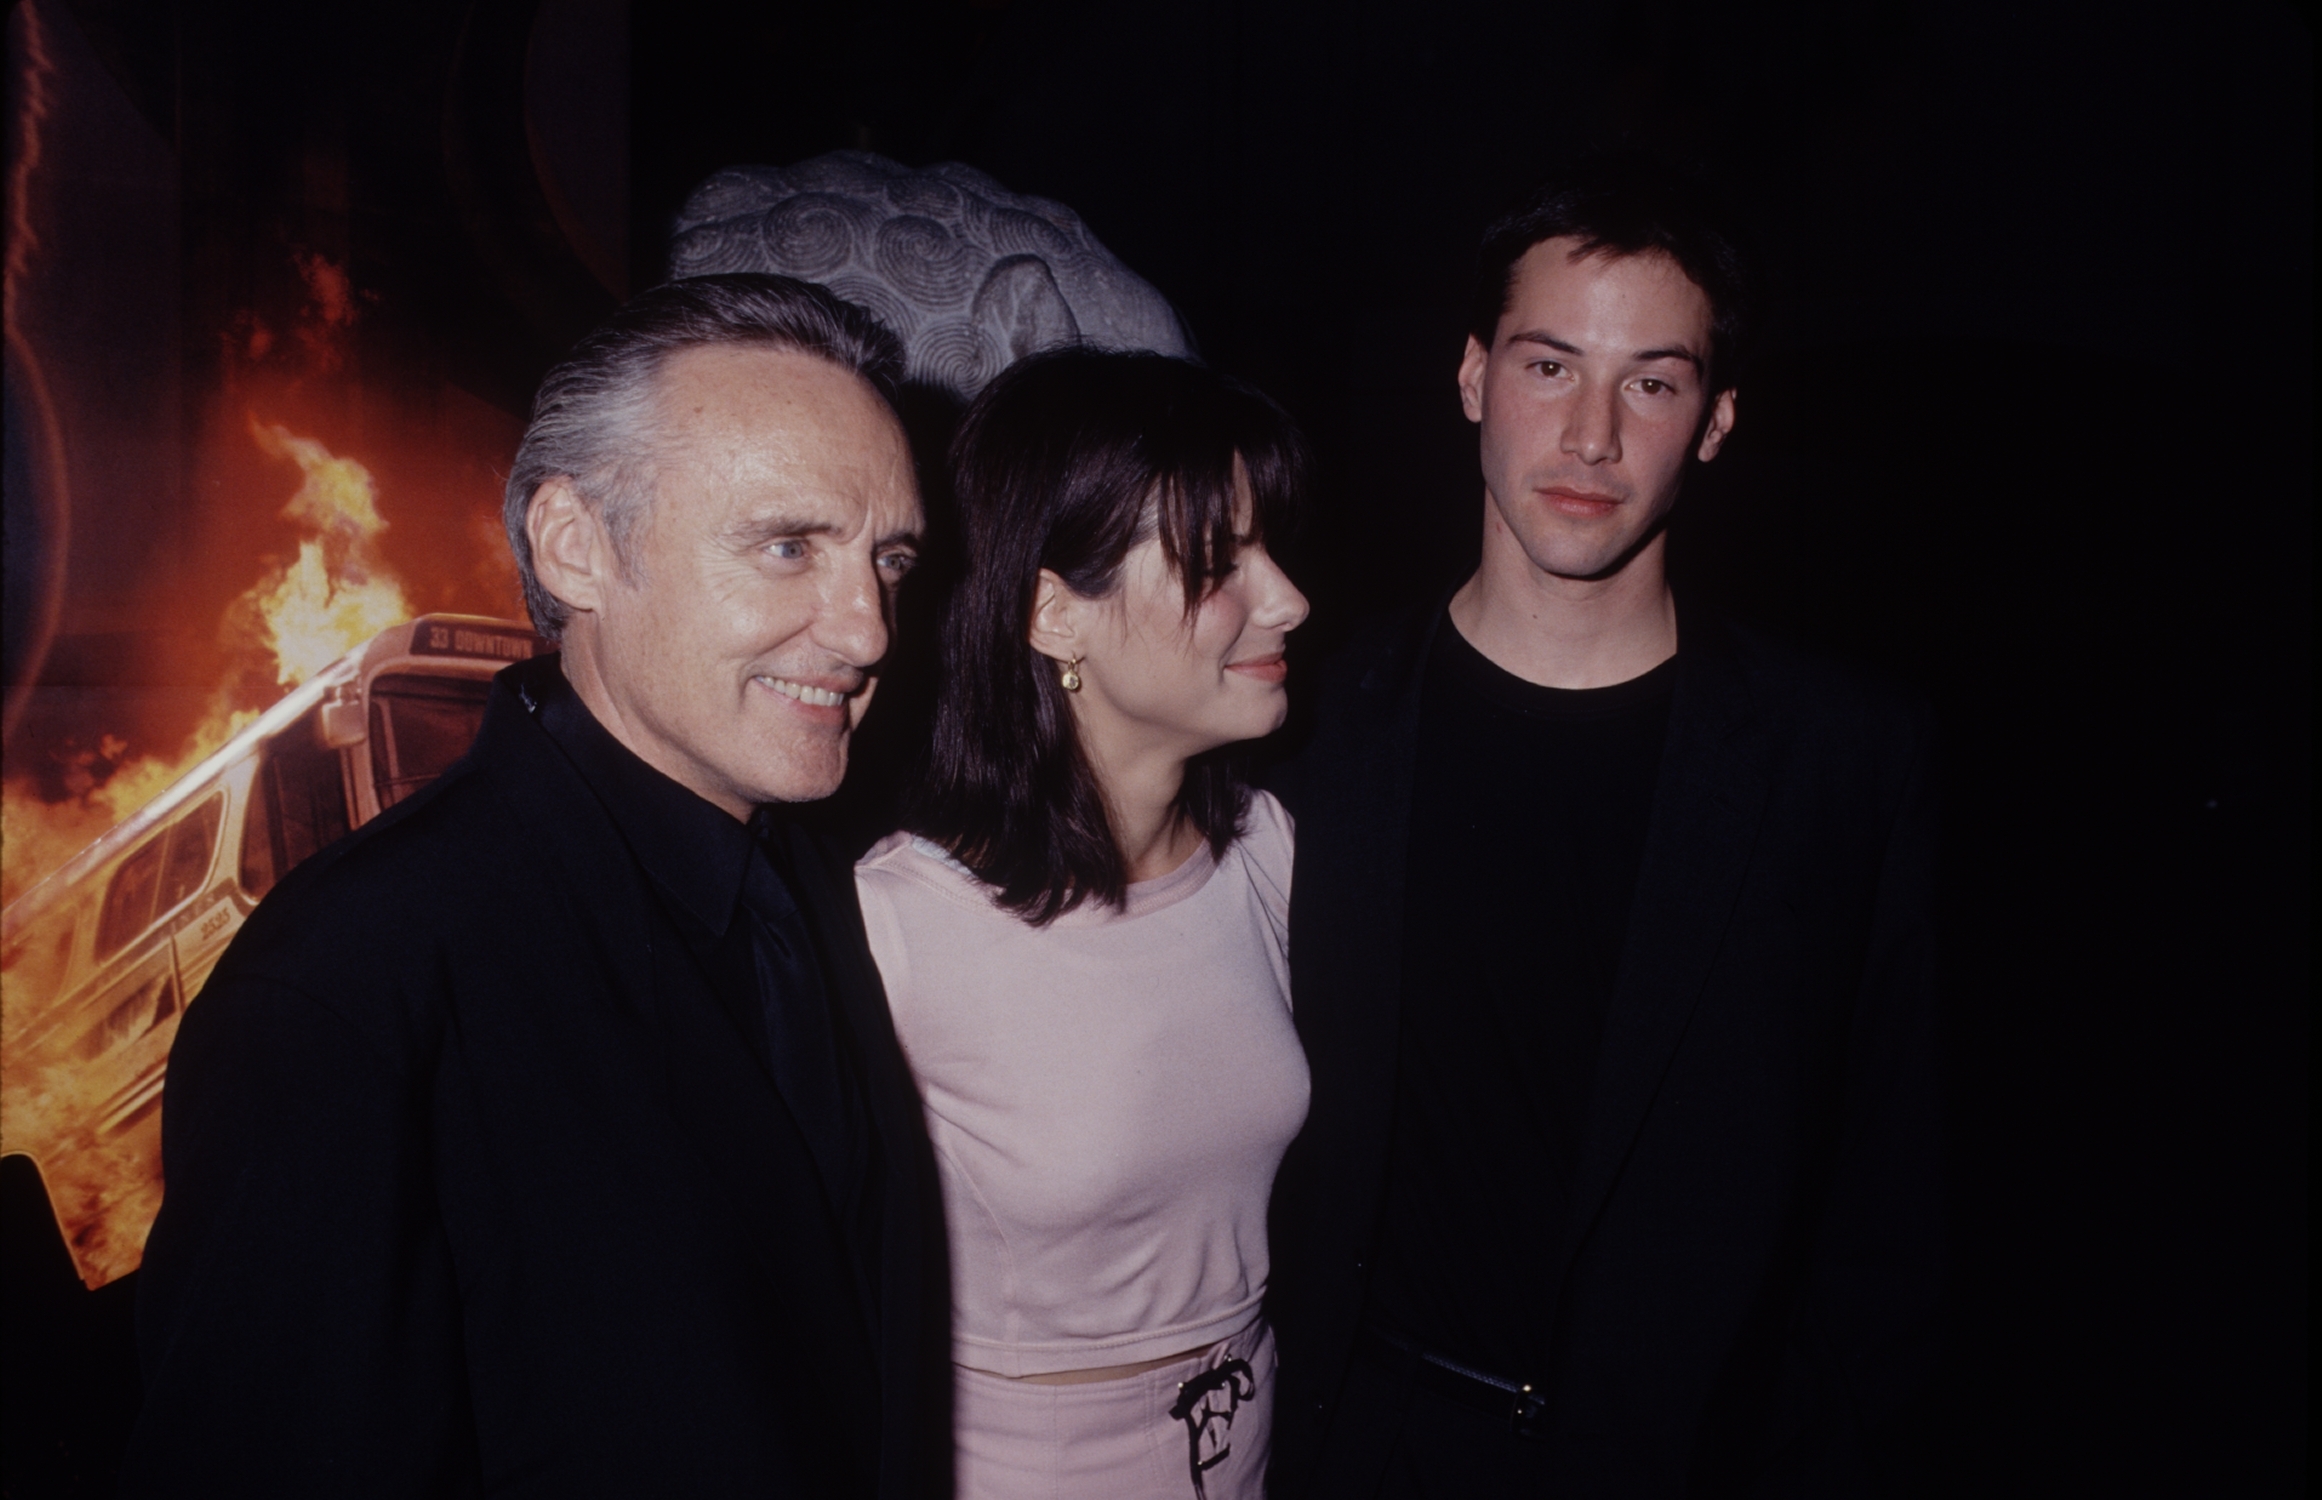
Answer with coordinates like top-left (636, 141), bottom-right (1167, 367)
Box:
top-left (1060, 479), bottom-right (1310, 767)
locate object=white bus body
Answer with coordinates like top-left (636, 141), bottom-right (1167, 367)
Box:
top-left (1, 615), bottom-right (542, 1287)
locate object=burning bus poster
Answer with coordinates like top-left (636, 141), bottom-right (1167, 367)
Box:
top-left (2, 607), bottom-right (543, 1289)
top-left (3, 1), bottom-right (591, 1304)
top-left (0, 410), bottom-right (547, 1288)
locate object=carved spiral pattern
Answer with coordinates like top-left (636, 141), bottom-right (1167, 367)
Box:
top-left (786, 154), bottom-right (879, 195)
top-left (760, 193), bottom-right (876, 280)
top-left (681, 167), bottom-right (789, 223)
top-left (984, 207), bottom-right (1075, 263)
top-left (873, 216), bottom-right (979, 306)
top-left (671, 150), bottom-right (1190, 398)
top-left (822, 275), bottom-right (921, 342)
top-left (885, 174), bottom-right (963, 221)
top-left (907, 319), bottom-right (1001, 393)
top-left (1017, 194), bottom-right (1082, 231)
top-left (925, 159), bottom-right (999, 190)
top-left (665, 224), bottom-right (754, 279)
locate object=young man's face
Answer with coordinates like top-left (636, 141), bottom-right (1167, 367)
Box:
top-left (1458, 237), bottom-right (1736, 583)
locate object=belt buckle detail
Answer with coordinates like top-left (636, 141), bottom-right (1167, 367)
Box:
top-left (1509, 1381), bottom-right (1546, 1436)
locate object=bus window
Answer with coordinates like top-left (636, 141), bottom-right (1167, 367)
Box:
top-left (95, 840), bottom-right (165, 962)
top-left (368, 674), bottom-right (491, 810)
top-left (239, 760), bottom-right (278, 898)
top-left (239, 709), bottom-right (353, 902)
top-left (158, 794), bottom-right (224, 916)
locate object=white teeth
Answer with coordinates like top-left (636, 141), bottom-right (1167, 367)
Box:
top-left (757, 676), bottom-right (846, 708)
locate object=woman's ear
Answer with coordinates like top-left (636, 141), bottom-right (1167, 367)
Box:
top-left (1027, 567), bottom-right (1082, 665)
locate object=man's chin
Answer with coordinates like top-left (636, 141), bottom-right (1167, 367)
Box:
top-left (748, 746), bottom-right (850, 807)
top-left (1517, 524), bottom-right (1665, 584)
top-left (1521, 547), bottom-right (1630, 584)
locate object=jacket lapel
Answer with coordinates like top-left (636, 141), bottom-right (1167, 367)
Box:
top-left (477, 687), bottom-right (868, 1341)
top-left (472, 689), bottom-right (660, 1021)
top-left (1553, 614), bottom-right (1772, 1288)
top-left (777, 819), bottom-right (948, 1500)
top-left (771, 821), bottom-right (926, 1322)
top-left (1284, 607), bottom-right (1440, 1289)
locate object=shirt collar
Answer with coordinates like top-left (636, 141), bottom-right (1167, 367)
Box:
top-left (514, 654), bottom-right (754, 938)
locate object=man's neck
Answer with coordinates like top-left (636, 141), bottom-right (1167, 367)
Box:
top-left (555, 634), bottom-right (753, 822)
top-left (1447, 530), bottom-right (1678, 690)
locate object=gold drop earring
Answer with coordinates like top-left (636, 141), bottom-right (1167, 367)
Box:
top-left (1058, 655), bottom-right (1084, 692)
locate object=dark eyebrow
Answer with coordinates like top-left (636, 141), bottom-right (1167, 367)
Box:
top-left (875, 527), bottom-right (923, 554)
top-left (1509, 329), bottom-right (1703, 373)
top-left (1632, 345), bottom-right (1706, 372)
top-left (1508, 331), bottom-right (1583, 355)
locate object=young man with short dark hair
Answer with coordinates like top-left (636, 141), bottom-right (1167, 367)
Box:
top-left (1267, 161), bottom-right (1942, 1496)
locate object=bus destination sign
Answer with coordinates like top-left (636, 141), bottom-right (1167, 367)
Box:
top-left (409, 622), bottom-right (542, 662)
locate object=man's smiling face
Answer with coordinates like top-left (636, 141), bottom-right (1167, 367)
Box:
top-left (1459, 237), bottom-right (1735, 584)
top-left (581, 343), bottom-right (922, 814)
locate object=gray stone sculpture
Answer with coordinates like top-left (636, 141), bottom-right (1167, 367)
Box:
top-left (668, 151), bottom-right (1192, 399)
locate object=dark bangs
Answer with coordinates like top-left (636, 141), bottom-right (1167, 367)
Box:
top-left (1148, 389), bottom-right (1302, 616)
top-left (910, 347), bottom-right (1309, 925)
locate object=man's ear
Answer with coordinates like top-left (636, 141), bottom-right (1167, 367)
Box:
top-left (526, 477), bottom-right (614, 619)
top-left (1457, 334), bottom-right (1490, 425)
top-left (1695, 388), bottom-right (1738, 462)
top-left (1026, 567), bottom-right (1082, 666)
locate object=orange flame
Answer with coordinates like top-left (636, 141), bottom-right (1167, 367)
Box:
top-left (244, 421), bottom-right (412, 686)
top-left (1, 427), bottom-right (410, 905)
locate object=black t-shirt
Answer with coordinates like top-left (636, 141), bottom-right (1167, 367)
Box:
top-left (1366, 620), bottom-right (1676, 1378)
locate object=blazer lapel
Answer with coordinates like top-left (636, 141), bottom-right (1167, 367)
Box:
top-left (644, 923), bottom-right (884, 1481)
top-left (771, 822), bottom-right (924, 1321)
top-left (777, 819), bottom-right (949, 1500)
top-left (480, 689), bottom-right (870, 1348)
top-left (643, 838), bottom-right (892, 1472)
top-left (1553, 615), bottom-right (1772, 1289)
top-left (475, 689), bottom-right (661, 1024)
top-left (1287, 606), bottom-right (1441, 1253)
top-left (650, 926), bottom-right (865, 1294)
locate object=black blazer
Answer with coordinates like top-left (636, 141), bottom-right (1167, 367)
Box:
top-left (121, 669), bottom-right (948, 1498)
top-left (1266, 602), bottom-right (1943, 1496)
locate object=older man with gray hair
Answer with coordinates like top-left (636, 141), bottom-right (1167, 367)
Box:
top-left (123, 274), bottom-right (948, 1499)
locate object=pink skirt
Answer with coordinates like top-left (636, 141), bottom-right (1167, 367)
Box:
top-left (953, 1318), bottom-right (1276, 1500)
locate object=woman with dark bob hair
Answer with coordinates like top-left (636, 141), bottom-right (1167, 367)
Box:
top-left (854, 348), bottom-right (1312, 1499)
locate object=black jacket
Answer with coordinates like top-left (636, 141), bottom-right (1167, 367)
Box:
top-left (1266, 603), bottom-right (1943, 1496)
top-left (121, 661), bottom-right (948, 1498)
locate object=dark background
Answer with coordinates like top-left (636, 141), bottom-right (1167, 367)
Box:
top-left (2, 0), bottom-right (2308, 1494)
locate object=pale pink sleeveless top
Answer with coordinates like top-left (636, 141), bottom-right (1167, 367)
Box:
top-left (855, 793), bottom-right (1310, 1376)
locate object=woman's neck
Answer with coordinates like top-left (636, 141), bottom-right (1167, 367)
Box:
top-left (1086, 737), bottom-right (1202, 883)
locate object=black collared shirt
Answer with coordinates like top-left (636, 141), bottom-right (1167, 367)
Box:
top-left (523, 663), bottom-right (756, 955)
top-left (517, 658), bottom-right (873, 1259)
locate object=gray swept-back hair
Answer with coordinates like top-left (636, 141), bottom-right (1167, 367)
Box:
top-left (502, 272), bottom-right (905, 639)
